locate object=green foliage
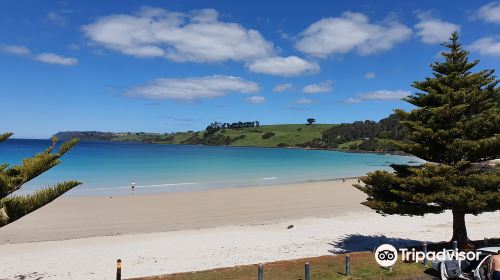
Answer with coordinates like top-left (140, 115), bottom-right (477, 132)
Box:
top-left (395, 34), bottom-right (500, 164)
top-left (321, 114), bottom-right (405, 148)
top-left (352, 139), bottom-right (398, 152)
top-left (0, 133), bottom-right (13, 142)
top-left (355, 33), bottom-right (500, 247)
top-left (0, 133), bottom-right (81, 227)
top-left (296, 114), bottom-right (406, 151)
top-left (357, 163), bottom-right (499, 216)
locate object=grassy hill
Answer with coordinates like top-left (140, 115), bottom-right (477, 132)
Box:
top-left (54, 124), bottom-right (335, 148)
top-left (212, 124), bottom-right (334, 147)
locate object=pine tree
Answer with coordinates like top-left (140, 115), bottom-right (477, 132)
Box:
top-left (355, 32), bottom-right (500, 249)
top-left (0, 133), bottom-right (81, 227)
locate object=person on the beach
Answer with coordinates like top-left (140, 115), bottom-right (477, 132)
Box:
top-left (491, 251), bottom-right (500, 280)
top-left (131, 180), bottom-right (135, 191)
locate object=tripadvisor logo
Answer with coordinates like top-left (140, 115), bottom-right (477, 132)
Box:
top-left (374, 244), bottom-right (398, 267)
top-left (374, 244), bottom-right (482, 266)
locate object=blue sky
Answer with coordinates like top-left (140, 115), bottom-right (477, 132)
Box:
top-left (1, 0), bottom-right (499, 138)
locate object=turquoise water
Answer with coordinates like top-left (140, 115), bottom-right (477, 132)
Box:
top-left (0, 139), bottom-right (420, 196)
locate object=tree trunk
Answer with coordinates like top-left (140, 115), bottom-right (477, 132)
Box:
top-left (451, 210), bottom-right (473, 249)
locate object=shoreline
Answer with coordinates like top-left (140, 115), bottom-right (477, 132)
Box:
top-left (217, 143), bottom-right (413, 156)
top-left (17, 138), bottom-right (411, 157)
top-left (148, 142), bottom-right (413, 157)
top-left (68, 176), bottom-right (364, 198)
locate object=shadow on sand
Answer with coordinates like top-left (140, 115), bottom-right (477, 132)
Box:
top-left (328, 233), bottom-right (423, 254)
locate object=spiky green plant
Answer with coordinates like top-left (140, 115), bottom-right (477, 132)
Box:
top-left (0, 133), bottom-right (81, 227)
top-left (355, 32), bottom-right (500, 249)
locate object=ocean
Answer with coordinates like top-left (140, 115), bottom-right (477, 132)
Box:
top-left (0, 139), bottom-right (420, 196)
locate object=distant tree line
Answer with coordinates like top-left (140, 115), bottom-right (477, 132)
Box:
top-left (300, 114), bottom-right (408, 149)
top-left (205, 121), bottom-right (260, 135)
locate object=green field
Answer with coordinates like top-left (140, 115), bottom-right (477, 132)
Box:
top-left (216, 124), bottom-right (334, 147)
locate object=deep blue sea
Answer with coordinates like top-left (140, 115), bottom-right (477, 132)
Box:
top-left (0, 139), bottom-right (421, 196)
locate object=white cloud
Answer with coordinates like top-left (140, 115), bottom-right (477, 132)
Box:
top-left (273, 83), bottom-right (293, 92)
top-left (359, 90), bottom-right (410, 100)
top-left (246, 96), bottom-right (266, 104)
top-left (0, 44), bottom-right (30, 55)
top-left (345, 89), bottom-right (410, 103)
top-left (1, 44), bottom-right (78, 66)
top-left (364, 72), bottom-right (375, 79)
top-left (415, 12), bottom-right (460, 44)
top-left (344, 97), bottom-right (363, 104)
top-left (35, 53), bottom-right (78, 66)
top-left (247, 56), bottom-right (319, 76)
top-left (125, 75), bottom-right (259, 102)
top-left (302, 80), bottom-right (333, 94)
top-left (295, 11), bottom-right (411, 58)
top-left (470, 36), bottom-right (500, 57)
top-left (47, 11), bottom-right (67, 26)
top-left (82, 7), bottom-right (275, 62)
top-left (476, 2), bottom-right (500, 24)
top-left (294, 98), bottom-right (316, 104)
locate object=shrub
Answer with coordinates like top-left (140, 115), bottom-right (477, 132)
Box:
top-left (262, 132), bottom-right (275, 139)
top-left (232, 135), bottom-right (247, 141)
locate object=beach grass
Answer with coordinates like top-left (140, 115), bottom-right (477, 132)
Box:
top-left (130, 252), bottom-right (430, 280)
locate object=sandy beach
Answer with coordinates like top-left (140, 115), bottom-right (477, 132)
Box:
top-left (0, 179), bottom-right (367, 243)
top-left (0, 179), bottom-right (498, 280)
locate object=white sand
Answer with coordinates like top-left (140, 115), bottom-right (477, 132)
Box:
top-left (0, 180), bottom-right (498, 280)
